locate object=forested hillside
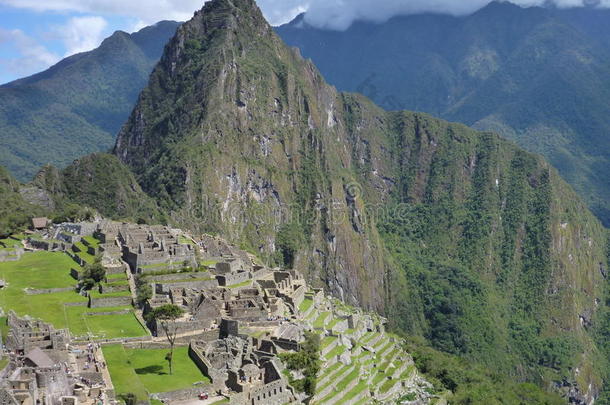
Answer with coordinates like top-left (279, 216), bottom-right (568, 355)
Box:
top-left (276, 2), bottom-right (610, 226)
top-left (0, 21), bottom-right (180, 181)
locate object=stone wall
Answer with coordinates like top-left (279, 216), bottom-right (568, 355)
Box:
top-left (216, 271), bottom-right (250, 287)
top-left (88, 296), bottom-right (132, 308)
top-left (29, 239), bottom-right (69, 252)
top-left (331, 318), bottom-right (349, 334)
top-left (25, 287), bottom-right (75, 295)
top-left (291, 285), bottom-right (305, 308)
top-left (155, 279), bottom-right (218, 294)
top-left (248, 379), bottom-right (292, 405)
top-left (0, 248), bottom-right (23, 262)
top-left (100, 284), bottom-right (130, 294)
top-left (153, 385), bottom-right (213, 403)
top-left (143, 272), bottom-right (205, 282)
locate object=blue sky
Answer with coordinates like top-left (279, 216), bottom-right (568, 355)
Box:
top-left (0, 0), bottom-right (604, 85)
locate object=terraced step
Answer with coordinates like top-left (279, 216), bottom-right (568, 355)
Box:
top-left (336, 380), bottom-right (370, 405)
top-left (324, 344), bottom-right (347, 362)
top-left (317, 367), bottom-right (361, 405)
top-left (313, 312), bottom-right (331, 329)
top-left (315, 364), bottom-right (356, 400)
top-left (359, 331), bottom-right (378, 345)
top-left (316, 362), bottom-right (343, 388)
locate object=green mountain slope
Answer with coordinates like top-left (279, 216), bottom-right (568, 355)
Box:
top-left (113, 0), bottom-right (609, 401)
top-left (0, 166), bottom-right (44, 237)
top-left (0, 21), bottom-right (180, 182)
top-left (33, 153), bottom-right (164, 223)
top-left (276, 3), bottom-right (610, 227)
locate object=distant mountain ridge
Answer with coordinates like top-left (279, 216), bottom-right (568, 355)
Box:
top-left (276, 1), bottom-right (610, 226)
top-left (0, 21), bottom-right (180, 181)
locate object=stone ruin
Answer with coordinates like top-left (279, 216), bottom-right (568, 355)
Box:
top-left (1, 313), bottom-right (108, 405)
top-left (115, 224), bottom-right (196, 273)
top-left (4, 312), bottom-right (70, 354)
top-left (188, 320), bottom-right (295, 405)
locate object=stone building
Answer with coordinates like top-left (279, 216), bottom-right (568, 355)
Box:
top-left (4, 312), bottom-right (69, 353)
top-left (188, 329), bottom-right (295, 405)
top-left (117, 224), bottom-right (196, 273)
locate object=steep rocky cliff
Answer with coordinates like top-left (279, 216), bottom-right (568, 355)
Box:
top-left (113, 0), bottom-right (609, 399)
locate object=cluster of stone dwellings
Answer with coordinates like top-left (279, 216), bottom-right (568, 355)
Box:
top-left (110, 224), bottom-right (196, 273)
top-left (144, 259), bottom-right (307, 339)
top-left (140, 243), bottom-right (311, 403)
top-left (0, 313), bottom-right (106, 405)
top-left (189, 320), bottom-right (295, 405)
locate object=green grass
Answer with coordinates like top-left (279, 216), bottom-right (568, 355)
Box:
top-left (104, 345), bottom-right (210, 399)
top-left (0, 251), bottom-right (76, 289)
top-left (316, 362), bottom-right (342, 382)
top-left (178, 236), bottom-right (196, 246)
top-left (319, 367), bottom-right (361, 403)
top-left (313, 312), bottom-right (330, 329)
top-left (106, 272), bottom-right (128, 280)
top-left (86, 312), bottom-right (147, 338)
top-left (299, 297), bottom-right (313, 313)
top-left (227, 280), bottom-right (252, 289)
top-left (327, 317), bottom-right (342, 330)
top-left (74, 248), bottom-right (95, 264)
top-left (0, 251), bottom-right (144, 339)
top-left (65, 306), bottom-right (147, 339)
top-left (321, 336), bottom-right (337, 349)
top-left (342, 380), bottom-right (369, 402)
top-left (0, 316), bottom-right (7, 343)
top-left (0, 356), bottom-right (8, 371)
top-left (90, 289), bottom-right (132, 298)
top-left (103, 345), bottom-right (149, 401)
top-left (82, 236), bottom-right (100, 249)
top-left (0, 236), bottom-right (22, 249)
top-left (103, 279), bottom-right (130, 287)
top-left (325, 344), bottom-right (347, 361)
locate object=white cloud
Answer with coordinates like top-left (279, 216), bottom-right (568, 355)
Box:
top-left (0, 0), bottom-right (204, 25)
top-left (0, 28), bottom-right (60, 80)
top-left (301, 0), bottom-right (610, 30)
top-left (55, 16), bottom-right (108, 56)
top-left (0, 0), bottom-right (307, 26)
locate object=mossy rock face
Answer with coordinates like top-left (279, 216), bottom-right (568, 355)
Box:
top-left (112, 0), bottom-right (608, 398)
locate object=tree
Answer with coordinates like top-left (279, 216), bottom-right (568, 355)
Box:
top-left (135, 276), bottom-right (152, 306)
top-left (80, 255), bottom-right (106, 290)
top-left (118, 393), bottom-right (136, 405)
top-left (145, 304), bottom-right (184, 374)
top-left (119, 392), bottom-right (137, 405)
top-left (278, 331), bottom-right (321, 396)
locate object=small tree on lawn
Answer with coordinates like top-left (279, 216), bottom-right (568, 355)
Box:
top-left (80, 255), bottom-right (106, 290)
top-left (145, 304), bottom-right (183, 375)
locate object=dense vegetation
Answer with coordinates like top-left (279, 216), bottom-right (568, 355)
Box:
top-left (34, 153), bottom-right (165, 224)
top-left (277, 3), bottom-right (610, 226)
top-left (0, 21), bottom-right (180, 182)
top-left (406, 337), bottom-right (565, 404)
top-left (279, 331), bottom-right (321, 396)
top-left (0, 166), bottom-right (43, 237)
